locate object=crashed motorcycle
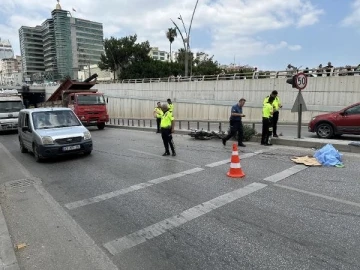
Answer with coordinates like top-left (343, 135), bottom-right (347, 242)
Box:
top-left (188, 129), bottom-right (226, 140)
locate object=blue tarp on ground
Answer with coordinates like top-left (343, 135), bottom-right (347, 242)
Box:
top-left (314, 144), bottom-right (343, 167)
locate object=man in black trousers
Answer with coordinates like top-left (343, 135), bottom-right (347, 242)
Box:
top-left (222, 98), bottom-right (246, 147)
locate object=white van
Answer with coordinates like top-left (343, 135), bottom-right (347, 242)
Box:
top-left (18, 107), bottom-right (93, 162)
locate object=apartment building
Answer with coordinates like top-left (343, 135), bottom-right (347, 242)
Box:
top-left (19, 0), bottom-right (104, 82)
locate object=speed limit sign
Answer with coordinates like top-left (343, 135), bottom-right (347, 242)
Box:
top-left (294, 73), bottom-right (307, 90)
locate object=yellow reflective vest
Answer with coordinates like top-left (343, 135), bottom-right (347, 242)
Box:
top-left (263, 96), bottom-right (281, 111)
top-left (262, 103), bottom-right (273, 118)
top-left (154, 107), bottom-right (163, 118)
top-left (168, 103), bottom-right (174, 113)
top-left (161, 111), bottom-right (174, 128)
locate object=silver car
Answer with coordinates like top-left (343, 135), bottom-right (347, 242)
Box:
top-left (18, 108), bottom-right (93, 162)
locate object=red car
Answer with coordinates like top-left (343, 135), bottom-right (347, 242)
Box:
top-left (308, 102), bottom-right (360, 138)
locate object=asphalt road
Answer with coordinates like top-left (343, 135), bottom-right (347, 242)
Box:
top-left (1, 128), bottom-right (360, 269)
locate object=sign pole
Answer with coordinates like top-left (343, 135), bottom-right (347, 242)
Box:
top-left (297, 89), bottom-right (302, 139)
top-left (291, 72), bottom-right (307, 139)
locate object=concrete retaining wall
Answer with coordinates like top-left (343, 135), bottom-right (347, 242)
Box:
top-left (45, 76), bottom-right (360, 123)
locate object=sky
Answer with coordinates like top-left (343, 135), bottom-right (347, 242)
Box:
top-left (0, 0), bottom-right (359, 70)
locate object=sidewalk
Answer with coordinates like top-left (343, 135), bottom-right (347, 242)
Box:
top-left (107, 124), bottom-right (360, 154)
top-left (0, 143), bottom-right (118, 270)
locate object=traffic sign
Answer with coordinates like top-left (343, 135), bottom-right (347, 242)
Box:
top-left (291, 91), bottom-right (308, 112)
top-left (294, 73), bottom-right (307, 90)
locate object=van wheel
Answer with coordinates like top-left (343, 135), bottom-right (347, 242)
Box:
top-left (97, 123), bottom-right (105, 130)
top-left (19, 139), bottom-right (28, 153)
top-left (33, 144), bottom-right (42, 162)
top-left (316, 123), bottom-right (333, 139)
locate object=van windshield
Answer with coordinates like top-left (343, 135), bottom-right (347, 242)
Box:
top-left (32, 110), bottom-right (81, 130)
top-left (0, 101), bottom-right (23, 113)
top-left (77, 95), bottom-right (105, 105)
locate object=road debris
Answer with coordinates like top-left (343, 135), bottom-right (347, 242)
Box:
top-left (291, 156), bottom-right (321, 166)
top-left (314, 144), bottom-right (344, 167)
top-left (15, 243), bottom-right (27, 251)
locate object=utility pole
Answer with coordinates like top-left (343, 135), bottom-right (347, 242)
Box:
top-left (171, 0), bottom-right (199, 77)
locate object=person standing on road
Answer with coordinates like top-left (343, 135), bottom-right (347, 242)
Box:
top-left (261, 96), bottom-right (275, 146)
top-left (153, 102), bottom-right (163, 133)
top-left (263, 90), bottom-right (282, 137)
top-left (160, 104), bottom-right (176, 156)
top-left (167, 98), bottom-right (174, 113)
top-left (222, 98), bottom-right (246, 147)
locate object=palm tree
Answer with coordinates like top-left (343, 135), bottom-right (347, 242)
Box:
top-left (166, 28), bottom-right (177, 62)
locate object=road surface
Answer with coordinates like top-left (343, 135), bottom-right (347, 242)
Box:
top-left (1, 128), bottom-right (360, 269)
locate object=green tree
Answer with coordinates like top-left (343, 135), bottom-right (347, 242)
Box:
top-left (176, 48), bottom-right (194, 74)
top-left (98, 35), bottom-right (151, 80)
top-left (192, 52), bottom-right (221, 76)
top-left (166, 28), bottom-right (177, 62)
top-left (120, 59), bottom-right (183, 80)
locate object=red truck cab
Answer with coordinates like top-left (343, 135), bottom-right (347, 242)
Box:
top-left (39, 74), bottom-right (109, 130)
top-left (67, 92), bottom-right (109, 129)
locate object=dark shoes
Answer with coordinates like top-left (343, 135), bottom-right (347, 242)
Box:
top-left (261, 143), bottom-right (273, 146)
top-left (273, 134), bottom-right (278, 137)
top-left (162, 152), bottom-right (176, 156)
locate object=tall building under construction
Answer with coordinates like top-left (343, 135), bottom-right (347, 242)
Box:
top-left (19, 0), bottom-right (104, 82)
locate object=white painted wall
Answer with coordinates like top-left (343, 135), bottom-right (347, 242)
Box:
top-left (45, 76), bottom-right (360, 123)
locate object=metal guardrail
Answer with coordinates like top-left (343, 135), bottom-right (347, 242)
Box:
top-left (2, 67), bottom-right (359, 87)
top-left (108, 118), bottom-right (258, 132)
top-left (98, 66), bottom-right (360, 84)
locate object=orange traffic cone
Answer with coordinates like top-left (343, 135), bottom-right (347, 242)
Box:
top-left (227, 143), bottom-right (245, 178)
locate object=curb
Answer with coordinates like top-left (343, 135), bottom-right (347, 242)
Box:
top-left (0, 204), bottom-right (20, 270)
top-left (107, 125), bottom-right (360, 154)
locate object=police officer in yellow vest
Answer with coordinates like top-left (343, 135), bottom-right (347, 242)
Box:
top-left (261, 96), bottom-right (275, 145)
top-left (160, 104), bottom-right (176, 156)
top-left (263, 90), bottom-right (282, 137)
top-left (153, 102), bottom-right (164, 133)
top-left (167, 98), bottom-right (174, 113)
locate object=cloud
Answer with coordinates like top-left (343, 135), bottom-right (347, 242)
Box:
top-left (295, 1), bottom-right (325, 27)
top-left (0, 0), bottom-right (322, 65)
top-left (288, 45), bottom-right (302, 51)
top-left (341, 0), bottom-right (360, 26)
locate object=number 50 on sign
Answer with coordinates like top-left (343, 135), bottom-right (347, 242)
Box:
top-left (295, 73), bottom-right (307, 90)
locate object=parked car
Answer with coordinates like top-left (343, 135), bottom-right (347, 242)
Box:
top-left (18, 107), bottom-right (93, 162)
top-left (308, 102), bottom-right (360, 138)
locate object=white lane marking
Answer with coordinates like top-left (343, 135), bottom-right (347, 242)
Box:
top-left (274, 184), bottom-right (360, 208)
top-left (205, 152), bottom-right (259, 168)
top-left (103, 182), bottom-right (267, 255)
top-left (64, 167), bottom-right (204, 210)
top-left (263, 165), bottom-right (308, 183)
top-left (129, 149), bottom-right (200, 166)
top-left (0, 143), bottom-right (118, 270)
top-left (34, 184), bottom-right (119, 270)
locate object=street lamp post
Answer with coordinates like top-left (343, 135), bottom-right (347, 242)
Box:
top-left (171, 0), bottom-right (199, 77)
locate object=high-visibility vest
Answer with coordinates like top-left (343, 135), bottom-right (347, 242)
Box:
top-left (161, 111), bottom-right (174, 128)
top-left (154, 107), bottom-right (163, 118)
top-left (262, 103), bottom-right (273, 118)
top-left (168, 103), bottom-right (174, 113)
top-left (263, 96), bottom-right (281, 111)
